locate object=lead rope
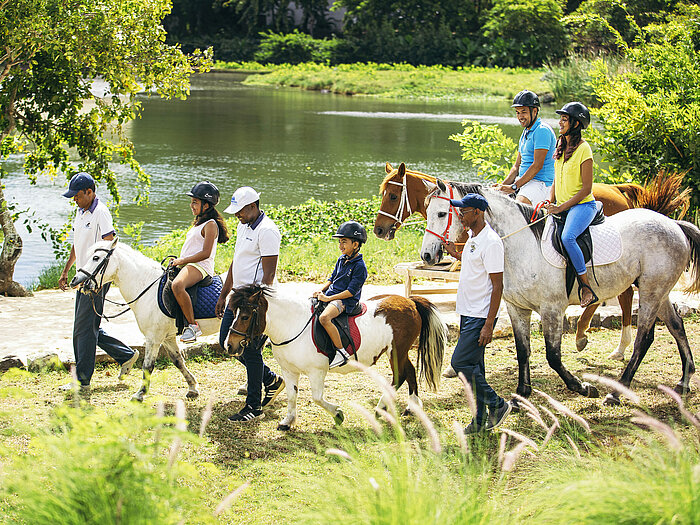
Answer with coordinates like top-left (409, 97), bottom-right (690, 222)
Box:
top-left (499, 200), bottom-right (552, 240)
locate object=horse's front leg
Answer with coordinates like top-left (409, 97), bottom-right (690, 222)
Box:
top-left (132, 338), bottom-right (159, 402)
top-left (507, 303), bottom-right (533, 399)
top-left (542, 310), bottom-right (599, 398)
top-left (307, 369), bottom-right (343, 425)
top-left (162, 337), bottom-right (199, 399)
top-left (277, 369), bottom-right (300, 431)
top-left (608, 287), bottom-right (634, 361)
top-left (657, 299), bottom-right (695, 394)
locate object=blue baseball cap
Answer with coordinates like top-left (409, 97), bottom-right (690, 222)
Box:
top-left (62, 172), bottom-right (96, 198)
top-left (450, 193), bottom-right (488, 211)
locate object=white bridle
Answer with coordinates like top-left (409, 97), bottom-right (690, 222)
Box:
top-left (377, 173), bottom-right (412, 227)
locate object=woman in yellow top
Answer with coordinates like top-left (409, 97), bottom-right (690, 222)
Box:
top-left (545, 102), bottom-right (599, 308)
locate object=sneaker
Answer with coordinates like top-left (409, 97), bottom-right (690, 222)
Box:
top-left (118, 350), bottom-right (140, 380)
top-left (464, 419), bottom-right (487, 435)
top-left (486, 400), bottom-right (512, 430)
top-left (329, 348), bottom-right (350, 369)
top-left (442, 366), bottom-right (457, 378)
top-left (180, 324), bottom-right (202, 343)
top-left (262, 376), bottom-right (285, 407)
top-left (227, 404), bottom-right (264, 423)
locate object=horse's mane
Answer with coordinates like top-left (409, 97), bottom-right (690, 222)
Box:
top-left (231, 283), bottom-right (275, 302)
top-left (380, 168), bottom-right (437, 193)
top-left (112, 242), bottom-right (164, 271)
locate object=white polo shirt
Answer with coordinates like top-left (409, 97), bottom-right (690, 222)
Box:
top-left (72, 198), bottom-right (115, 268)
top-left (232, 212), bottom-right (281, 289)
top-left (455, 223), bottom-right (504, 318)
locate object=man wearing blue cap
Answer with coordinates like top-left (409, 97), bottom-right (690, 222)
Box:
top-left (58, 172), bottom-right (139, 392)
top-left (442, 192), bottom-right (511, 434)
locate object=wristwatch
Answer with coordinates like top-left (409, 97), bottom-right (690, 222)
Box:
top-left (510, 183), bottom-right (518, 191)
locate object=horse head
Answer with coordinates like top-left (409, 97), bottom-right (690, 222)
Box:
top-left (70, 237), bottom-right (120, 291)
top-left (420, 179), bottom-right (465, 265)
top-left (226, 284), bottom-right (271, 356)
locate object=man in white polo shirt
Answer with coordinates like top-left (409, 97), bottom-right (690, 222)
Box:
top-left (215, 186), bottom-right (284, 422)
top-left (442, 192), bottom-right (511, 434)
top-left (58, 172), bottom-right (139, 392)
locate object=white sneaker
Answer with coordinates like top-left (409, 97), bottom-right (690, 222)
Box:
top-left (180, 324), bottom-right (202, 343)
top-left (119, 350), bottom-right (140, 380)
top-left (329, 348), bottom-right (351, 369)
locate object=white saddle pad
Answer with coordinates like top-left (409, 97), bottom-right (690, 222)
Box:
top-left (541, 216), bottom-right (622, 269)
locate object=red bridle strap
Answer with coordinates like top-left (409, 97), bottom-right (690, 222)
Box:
top-left (425, 184), bottom-right (465, 246)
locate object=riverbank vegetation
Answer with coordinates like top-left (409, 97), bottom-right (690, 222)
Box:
top-left (0, 320), bottom-right (698, 523)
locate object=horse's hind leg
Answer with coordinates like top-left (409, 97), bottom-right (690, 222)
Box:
top-left (277, 369), bottom-right (300, 431)
top-left (307, 368), bottom-right (343, 425)
top-left (162, 337), bottom-right (199, 399)
top-left (657, 299), bottom-right (695, 394)
top-left (382, 343), bottom-right (419, 416)
top-left (576, 303), bottom-right (598, 351)
top-left (132, 338), bottom-right (159, 402)
top-left (608, 287), bottom-right (634, 361)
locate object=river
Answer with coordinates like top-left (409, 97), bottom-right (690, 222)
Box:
top-left (4, 71), bottom-right (561, 285)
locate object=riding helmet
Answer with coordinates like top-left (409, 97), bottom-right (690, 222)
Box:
top-left (186, 181), bottom-right (220, 206)
top-left (511, 90), bottom-right (540, 108)
top-left (556, 102), bottom-right (591, 129)
top-left (332, 221), bottom-right (368, 244)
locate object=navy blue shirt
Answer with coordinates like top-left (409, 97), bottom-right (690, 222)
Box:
top-left (327, 253), bottom-right (368, 309)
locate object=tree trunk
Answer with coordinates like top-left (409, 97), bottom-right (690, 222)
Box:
top-left (0, 183), bottom-right (32, 297)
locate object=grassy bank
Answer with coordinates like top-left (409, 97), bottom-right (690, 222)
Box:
top-left (215, 61), bottom-right (548, 100)
top-left (0, 321), bottom-right (698, 523)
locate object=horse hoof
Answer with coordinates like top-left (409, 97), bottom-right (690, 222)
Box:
top-left (510, 398), bottom-right (521, 413)
top-left (582, 382), bottom-right (599, 398)
top-left (603, 393), bottom-right (621, 406)
top-left (673, 382), bottom-right (691, 395)
top-left (607, 350), bottom-right (624, 362)
top-left (575, 336), bottom-right (588, 352)
top-left (186, 389), bottom-right (200, 399)
top-left (277, 423), bottom-right (292, 431)
top-left (442, 366), bottom-right (457, 378)
top-left (401, 407), bottom-right (412, 417)
top-left (334, 409), bottom-right (345, 426)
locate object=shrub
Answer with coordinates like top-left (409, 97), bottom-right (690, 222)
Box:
top-left (254, 30), bottom-right (335, 64)
top-left (562, 0), bottom-right (640, 55)
top-left (449, 120), bottom-right (517, 181)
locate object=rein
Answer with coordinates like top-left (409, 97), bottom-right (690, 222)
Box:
top-left (499, 200), bottom-right (552, 241)
top-left (230, 297), bottom-right (320, 347)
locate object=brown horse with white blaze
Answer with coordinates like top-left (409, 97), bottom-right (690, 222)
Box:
top-left (374, 162), bottom-right (690, 360)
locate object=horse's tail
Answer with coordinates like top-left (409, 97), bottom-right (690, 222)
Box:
top-left (410, 295), bottom-right (446, 392)
top-left (676, 220), bottom-right (700, 294)
top-left (630, 170), bottom-right (690, 218)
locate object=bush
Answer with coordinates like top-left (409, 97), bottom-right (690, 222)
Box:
top-left (254, 30), bottom-right (336, 64)
top-left (449, 120), bottom-right (517, 181)
top-left (562, 0), bottom-right (640, 55)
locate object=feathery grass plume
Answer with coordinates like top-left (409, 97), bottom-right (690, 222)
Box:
top-left (498, 432), bottom-right (507, 466)
top-left (68, 365), bottom-right (80, 408)
top-left (542, 422), bottom-right (560, 448)
top-left (452, 420), bottom-right (469, 454)
top-left (153, 401), bottom-right (165, 455)
top-left (502, 442), bottom-right (528, 472)
top-left (213, 481), bottom-right (250, 517)
top-left (349, 402), bottom-right (383, 436)
top-left (375, 407), bottom-right (405, 438)
top-left (583, 373), bottom-right (641, 405)
top-left (630, 410), bottom-right (683, 451)
top-left (658, 384), bottom-right (700, 430)
top-left (539, 405), bottom-right (560, 428)
top-left (168, 399), bottom-right (187, 468)
top-left (407, 399), bottom-right (442, 454)
top-left (499, 428), bottom-right (539, 452)
top-left (535, 389), bottom-right (591, 433)
top-left (347, 360), bottom-right (397, 417)
top-left (512, 393), bottom-right (547, 430)
top-left (326, 448), bottom-right (353, 461)
top-left (565, 435), bottom-right (582, 459)
top-left (199, 395), bottom-right (215, 438)
top-left (457, 372), bottom-right (477, 417)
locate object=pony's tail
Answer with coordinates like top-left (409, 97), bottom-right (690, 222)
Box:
top-left (636, 170), bottom-right (690, 218)
top-left (676, 220), bottom-right (700, 294)
top-left (410, 296), bottom-right (446, 392)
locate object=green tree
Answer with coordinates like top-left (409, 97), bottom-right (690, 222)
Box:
top-left (0, 0), bottom-right (210, 296)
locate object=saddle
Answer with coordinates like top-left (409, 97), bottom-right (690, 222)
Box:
top-left (157, 266), bottom-right (223, 335)
top-left (551, 202), bottom-right (606, 298)
top-left (310, 298), bottom-right (367, 359)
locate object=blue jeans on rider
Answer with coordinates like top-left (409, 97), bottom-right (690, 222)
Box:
top-left (219, 307), bottom-right (277, 409)
top-left (450, 316), bottom-right (504, 425)
top-left (74, 283), bottom-right (136, 386)
top-left (561, 200), bottom-right (598, 275)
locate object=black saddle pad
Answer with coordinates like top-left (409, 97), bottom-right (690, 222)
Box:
top-left (552, 202), bottom-right (605, 297)
top-left (311, 299), bottom-right (365, 358)
top-left (157, 266), bottom-right (221, 334)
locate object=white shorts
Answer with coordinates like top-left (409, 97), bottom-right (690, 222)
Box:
top-left (516, 179), bottom-right (551, 205)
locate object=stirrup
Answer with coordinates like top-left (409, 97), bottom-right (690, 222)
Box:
top-left (577, 281), bottom-right (599, 308)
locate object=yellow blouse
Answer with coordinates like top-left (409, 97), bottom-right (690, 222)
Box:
top-left (554, 141), bottom-right (594, 205)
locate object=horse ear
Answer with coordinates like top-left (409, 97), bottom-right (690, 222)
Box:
top-left (111, 236), bottom-right (119, 248)
top-left (398, 162), bottom-right (406, 177)
top-left (385, 162), bottom-right (393, 174)
top-left (436, 178), bottom-right (447, 192)
top-left (423, 179), bottom-right (436, 191)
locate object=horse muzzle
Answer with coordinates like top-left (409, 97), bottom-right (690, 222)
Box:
top-left (70, 273), bottom-right (95, 291)
top-left (226, 332), bottom-right (246, 357)
top-left (421, 244), bottom-right (443, 266)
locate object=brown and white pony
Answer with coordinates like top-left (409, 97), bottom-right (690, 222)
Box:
top-left (226, 283), bottom-right (446, 430)
top-left (374, 162), bottom-right (690, 361)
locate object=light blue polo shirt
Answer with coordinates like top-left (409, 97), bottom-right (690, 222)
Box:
top-left (518, 118), bottom-right (556, 185)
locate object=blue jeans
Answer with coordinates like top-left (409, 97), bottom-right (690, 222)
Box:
top-left (561, 200), bottom-right (598, 275)
top-left (219, 307), bottom-right (277, 409)
top-left (450, 316), bottom-right (503, 425)
top-left (73, 283), bottom-right (136, 386)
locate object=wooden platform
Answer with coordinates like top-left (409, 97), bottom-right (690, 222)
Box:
top-left (393, 261), bottom-right (460, 297)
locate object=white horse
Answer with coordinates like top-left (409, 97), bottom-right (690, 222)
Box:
top-left (71, 238), bottom-right (221, 401)
top-left (225, 283), bottom-right (446, 430)
top-left (421, 180), bottom-right (699, 405)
